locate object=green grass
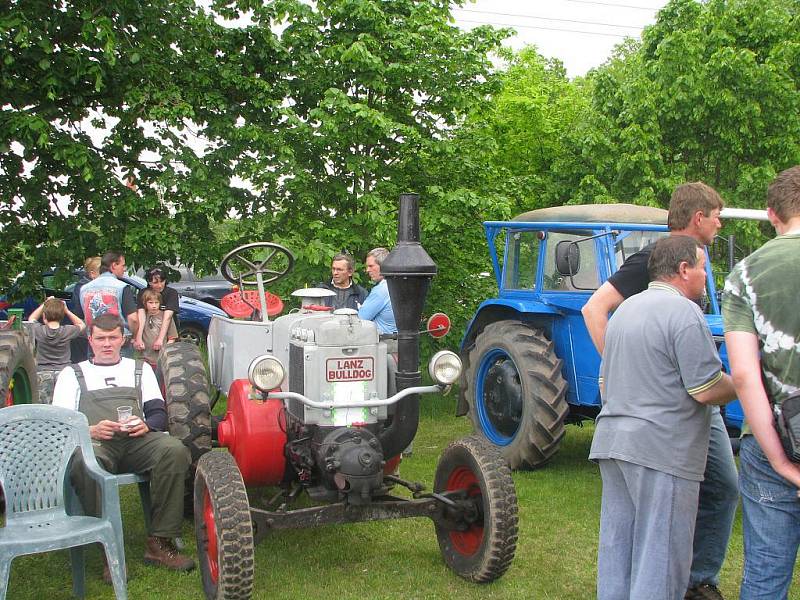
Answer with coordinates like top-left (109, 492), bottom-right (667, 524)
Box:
top-left (5, 394), bottom-right (800, 599)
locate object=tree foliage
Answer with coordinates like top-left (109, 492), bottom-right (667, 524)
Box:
top-left (0, 0), bottom-right (248, 290)
top-left (2, 0), bottom-right (510, 337)
top-left (205, 0), bottom-right (510, 300)
top-left (583, 0), bottom-right (800, 209)
top-left (3, 0), bottom-right (800, 342)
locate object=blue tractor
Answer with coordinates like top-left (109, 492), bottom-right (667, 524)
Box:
top-left (457, 203), bottom-right (755, 469)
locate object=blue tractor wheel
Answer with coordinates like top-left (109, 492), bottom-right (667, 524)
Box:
top-left (464, 321), bottom-right (568, 469)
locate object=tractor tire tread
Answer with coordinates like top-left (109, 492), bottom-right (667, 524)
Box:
top-left (435, 434), bottom-right (518, 583)
top-left (464, 320), bottom-right (568, 470)
top-left (0, 331), bottom-right (38, 404)
top-left (158, 342), bottom-right (212, 466)
top-left (195, 452), bottom-right (254, 600)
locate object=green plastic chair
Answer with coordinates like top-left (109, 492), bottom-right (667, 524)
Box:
top-left (113, 472), bottom-right (152, 532)
top-left (0, 405), bottom-right (127, 599)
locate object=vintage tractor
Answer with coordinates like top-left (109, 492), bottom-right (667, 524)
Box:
top-left (457, 203), bottom-right (766, 469)
top-left (195, 194), bottom-right (519, 600)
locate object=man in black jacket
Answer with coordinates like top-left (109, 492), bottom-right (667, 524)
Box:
top-left (318, 252), bottom-right (367, 310)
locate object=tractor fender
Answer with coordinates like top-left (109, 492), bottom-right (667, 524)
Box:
top-left (216, 379), bottom-right (287, 486)
top-left (461, 299), bottom-right (560, 351)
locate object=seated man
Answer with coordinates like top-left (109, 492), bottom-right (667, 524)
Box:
top-left (318, 252), bottom-right (368, 310)
top-left (52, 314), bottom-right (194, 582)
top-left (358, 247), bottom-right (397, 339)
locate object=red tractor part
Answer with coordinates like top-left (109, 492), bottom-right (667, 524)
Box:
top-left (304, 304), bottom-right (333, 312)
top-left (426, 313), bottom-right (451, 338)
top-left (383, 454), bottom-right (402, 475)
top-left (221, 290), bottom-right (284, 319)
top-left (216, 379), bottom-right (287, 486)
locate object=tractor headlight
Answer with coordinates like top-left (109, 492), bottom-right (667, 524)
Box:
top-left (248, 355), bottom-right (285, 392)
top-left (428, 351), bottom-right (462, 386)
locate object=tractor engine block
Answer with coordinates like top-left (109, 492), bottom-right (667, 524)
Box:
top-left (315, 427), bottom-right (385, 505)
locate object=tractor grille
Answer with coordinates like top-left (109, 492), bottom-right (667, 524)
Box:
top-left (289, 343), bottom-right (304, 393)
top-left (288, 343), bottom-right (305, 418)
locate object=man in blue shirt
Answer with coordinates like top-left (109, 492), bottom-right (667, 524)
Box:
top-left (358, 247), bottom-right (397, 336)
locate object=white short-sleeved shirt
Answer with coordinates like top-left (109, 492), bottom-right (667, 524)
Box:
top-left (51, 358), bottom-right (163, 411)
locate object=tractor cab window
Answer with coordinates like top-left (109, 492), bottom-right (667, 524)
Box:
top-left (613, 231), bottom-right (667, 268)
top-left (543, 231), bottom-right (600, 291)
top-left (504, 230), bottom-right (539, 290)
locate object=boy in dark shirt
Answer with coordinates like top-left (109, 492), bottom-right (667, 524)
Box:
top-left (29, 297), bottom-right (86, 403)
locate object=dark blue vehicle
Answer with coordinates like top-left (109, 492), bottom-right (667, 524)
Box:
top-left (0, 272), bottom-right (225, 345)
top-left (456, 203), bottom-right (746, 469)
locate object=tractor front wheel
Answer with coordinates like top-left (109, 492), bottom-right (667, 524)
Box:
top-left (434, 435), bottom-right (518, 583)
top-left (194, 451), bottom-right (254, 600)
top-left (0, 331), bottom-right (37, 406)
top-left (464, 321), bottom-right (568, 469)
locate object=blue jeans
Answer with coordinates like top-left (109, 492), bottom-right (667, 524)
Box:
top-left (690, 407), bottom-right (739, 587)
top-left (597, 459), bottom-right (699, 600)
top-left (739, 435), bottom-right (800, 600)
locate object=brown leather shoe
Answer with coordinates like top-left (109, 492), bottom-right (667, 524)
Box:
top-left (143, 536), bottom-right (195, 572)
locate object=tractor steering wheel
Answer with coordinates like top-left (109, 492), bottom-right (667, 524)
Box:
top-left (219, 242), bottom-right (295, 286)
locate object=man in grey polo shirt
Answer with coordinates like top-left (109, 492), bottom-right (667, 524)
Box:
top-left (590, 236), bottom-right (736, 600)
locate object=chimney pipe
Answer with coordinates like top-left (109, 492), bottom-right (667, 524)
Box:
top-left (378, 193), bottom-right (436, 458)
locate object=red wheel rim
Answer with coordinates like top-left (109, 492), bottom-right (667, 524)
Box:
top-left (446, 466), bottom-right (483, 556)
top-left (203, 489), bottom-right (220, 584)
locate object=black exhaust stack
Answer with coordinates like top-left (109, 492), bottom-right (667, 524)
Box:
top-left (379, 193), bottom-right (436, 458)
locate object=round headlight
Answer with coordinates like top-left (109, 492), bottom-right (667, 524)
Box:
top-left (248, 355), bottom-right (285, 392)
top-left (428, 350), bottom-right (462, 385)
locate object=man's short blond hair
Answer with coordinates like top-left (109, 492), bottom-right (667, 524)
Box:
top-left (366, 247), bottom-right (390, 265)
top-left (84, 256), bottom-right (101, 274)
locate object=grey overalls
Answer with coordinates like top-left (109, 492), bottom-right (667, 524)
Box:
top-left (71, 362), bottom-right (190, 538)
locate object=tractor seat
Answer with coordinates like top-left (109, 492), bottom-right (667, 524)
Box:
top-left (221, 290), bottom-right (284, 319)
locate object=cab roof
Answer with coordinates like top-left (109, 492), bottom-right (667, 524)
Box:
top-left (512, 203), bottom-right (668, 225)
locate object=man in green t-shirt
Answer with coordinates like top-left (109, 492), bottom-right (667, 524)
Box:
top-left (722, 165), bottom-right (800, 600)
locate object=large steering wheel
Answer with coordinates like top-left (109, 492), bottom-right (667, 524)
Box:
top-left (220, 242), bottom-right (294, 286)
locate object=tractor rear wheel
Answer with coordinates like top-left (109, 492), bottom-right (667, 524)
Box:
top-left (464, 321), bottom-right (568, 469)
top-left (194, 451), bottom-right (254, 600)
top-left (159, 342), bottom-right (212, 467)
top-left (434, 435), bottom-right (518, 583)
top-left (159, 342), bottom-right (212, 514)
top-left (0, 331), bottom-right (37, 406)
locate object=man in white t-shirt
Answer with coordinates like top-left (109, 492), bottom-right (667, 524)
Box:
top-left (52, 314), bottom-right (194, 581)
